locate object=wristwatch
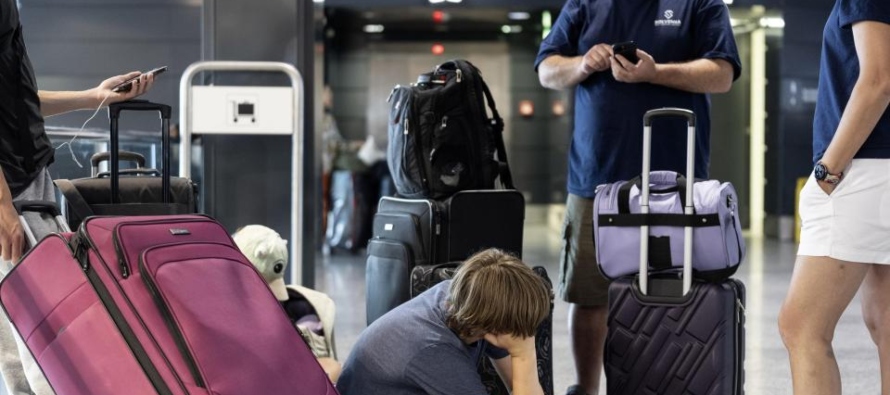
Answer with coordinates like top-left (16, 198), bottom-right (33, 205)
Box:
top-left (814, 161), bottom-right (844, 185)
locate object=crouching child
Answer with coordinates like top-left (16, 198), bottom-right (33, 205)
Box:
top-left (338, 248), bottom-right (550, 395)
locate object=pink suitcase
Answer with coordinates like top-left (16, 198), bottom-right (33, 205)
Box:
top-left (0, 214), bottom-right (338, 395)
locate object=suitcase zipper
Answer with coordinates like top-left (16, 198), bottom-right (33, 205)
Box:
top-left (139, 249), bottom-right (207, 389)
top-left (111, 217), bottom-right (217, 279)
top-left (112, 231), bottom-right (130, 278)
top-left (72, 233), bottom-right (178, 395)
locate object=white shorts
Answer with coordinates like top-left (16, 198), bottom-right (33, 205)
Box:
top-left (798, 159), bottom-right (890, 264)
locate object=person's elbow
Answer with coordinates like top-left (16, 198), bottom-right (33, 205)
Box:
top-left (713, 74), bottom-right (733, 94)
top-left (537, 57), bottom-right (565, 90)
top-left (869, 72), bottom-right (890, 98)
top-left (710, 60), bottom-right (735, 94)
top-left (538, 66), bottom-right (558, 90)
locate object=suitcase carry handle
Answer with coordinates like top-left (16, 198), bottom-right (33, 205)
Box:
top-left (96, 168), bottom-right (162, 179)
top-left (640, 108), bottom-right (695, 296)
top-left (90, 150), bottom-right (146, 177)
top-left (107, 100), bottom-right (172, 205)
top-left (14, 200), bottom-right (71, 248)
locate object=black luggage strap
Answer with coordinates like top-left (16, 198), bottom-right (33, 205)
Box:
top-left (598, 213), bottom-right (720, 227)
top-left (454, 59), bottom-right (514, 190)
top-left (481, 82), bottom-right (514, 190)
top-left (53, 179), bottom-right (95, 222)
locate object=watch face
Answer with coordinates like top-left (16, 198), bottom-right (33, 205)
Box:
top-left (814, 163), bottom-right (827, 180)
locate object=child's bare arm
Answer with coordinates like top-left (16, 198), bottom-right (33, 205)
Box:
top-left (484, 334), bottom-right (544, 395)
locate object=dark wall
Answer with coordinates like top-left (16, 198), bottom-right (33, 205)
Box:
top-left (19, 0), bottom-right (202, 131)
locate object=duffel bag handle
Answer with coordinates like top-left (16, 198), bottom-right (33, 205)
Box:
top-left (618, 172), bottom-right (692, 215)
top-left (640, 108), bottom-right (695, 297)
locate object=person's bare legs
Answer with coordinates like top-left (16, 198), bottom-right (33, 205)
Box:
top-left (860, 265), bottom-right (890, 395)
top-left (778, 256), bottom-right (870, 395)
top-left (569, 304), bottom-right (608, 395)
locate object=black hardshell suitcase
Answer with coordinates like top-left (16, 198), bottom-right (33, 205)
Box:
top-left (365, 190), bottom-right (524, 325)
top-left (606, 276), bottom-right (745, 394)
top-left (54, 101), bottom-right (197, 230)
top-left (604, 108), bottom-right (745, 394)
top-left (409, 263), bottom-right (554, 395)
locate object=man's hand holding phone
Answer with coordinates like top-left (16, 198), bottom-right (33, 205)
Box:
top-left (95, 66), bottom-right (164, 105)
top-left (611, 45), bottom-right (657, 84)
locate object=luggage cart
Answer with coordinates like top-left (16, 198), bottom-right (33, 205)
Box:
top-left (179, 61), bottom-right (306, 285)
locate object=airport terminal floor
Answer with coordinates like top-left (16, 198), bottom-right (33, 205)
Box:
top-left (318, 223), bottom-right (882, 395)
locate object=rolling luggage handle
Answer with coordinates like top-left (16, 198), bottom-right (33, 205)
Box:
top-left (14, 200), bottom-right (71, 248)
top-left (639, 108), bottom-right (696, 296)
top-left (90, 150), bottom-right (146, 177)
top-left (108, 100), bottom-right (172, 205)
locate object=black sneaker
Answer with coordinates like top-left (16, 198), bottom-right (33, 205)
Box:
top-left (566, 385), bottom-right (590, 395)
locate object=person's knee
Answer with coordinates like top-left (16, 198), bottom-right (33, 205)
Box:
top-left (862, 302), bottom-right (890, 345)
top-left (778, 300), bottom-right (832, 351)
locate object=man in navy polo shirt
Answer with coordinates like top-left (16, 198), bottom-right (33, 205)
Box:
top-left (535, 1), bottom-right (741, 394)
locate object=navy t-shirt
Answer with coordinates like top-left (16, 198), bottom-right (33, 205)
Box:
top-left (337, 281), bottom-right (509, 395)
top-left (535, 0), bottom-right (741, 198)
top-left (813, 0), bottom-right (890, 164)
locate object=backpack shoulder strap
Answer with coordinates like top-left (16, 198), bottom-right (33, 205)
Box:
top-left (454, 60), bottom-right (514, 190)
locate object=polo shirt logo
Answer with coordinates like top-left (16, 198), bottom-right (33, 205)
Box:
top-left (655, 9), bottom-right (682, 27)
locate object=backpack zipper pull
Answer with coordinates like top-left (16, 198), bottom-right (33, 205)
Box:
top-left (456, 69), bottom-right (462, 83)
top-left (404, 118), bottom-right (410, 135)
top-left (440, 116), bottom-right (448, 130)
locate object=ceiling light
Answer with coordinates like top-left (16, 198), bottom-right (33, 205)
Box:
top-left (508, 12), bottom-right (531, 21)
top-left (429, 0), bottom-right (462, 3)
top-left (724, 0), bottom-right (733, 4)
top-left (364, 24), bottom-right (385, 33)
top-left (501, 25), bottom-right (523, 34)
top-left (760, 17), bottom-right (785, 28)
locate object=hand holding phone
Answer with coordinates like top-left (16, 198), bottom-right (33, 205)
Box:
top-left (111, 66), bottom-right (167, 93)
top-left (612, 41), bottom-right (640, 64)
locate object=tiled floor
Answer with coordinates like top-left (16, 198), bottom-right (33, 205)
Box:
top-left (316, 224), bottom-right (884, 395)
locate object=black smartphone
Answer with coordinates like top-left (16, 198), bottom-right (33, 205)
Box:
top-left (612, 41), bottom-right (640, 64)
top-left (111, 66), bottom-right (167, 93)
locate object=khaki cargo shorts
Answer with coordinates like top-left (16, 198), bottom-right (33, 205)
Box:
top-left (557, 194), bottom-right (610, 306)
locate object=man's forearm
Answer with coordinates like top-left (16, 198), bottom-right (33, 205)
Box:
top-left (38, 89), bottom-right (101, 117)
top-left (650, 58), bottom-right (733, 94)
top-left (538, 55), bottom-right (587, 90)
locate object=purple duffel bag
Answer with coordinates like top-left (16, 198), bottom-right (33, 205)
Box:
top-left (593, 108), bottom-right (745, 282)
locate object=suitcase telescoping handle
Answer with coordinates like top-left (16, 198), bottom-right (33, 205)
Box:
top-left (639, 108), bottom-right (696, 296)
top-left (14, 200), bottom-right (71, 248)
top-left (108, 100), bottom-right (172, 204)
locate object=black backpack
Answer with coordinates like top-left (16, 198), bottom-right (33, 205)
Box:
top-left (387, 59), bottom-right (514, 200)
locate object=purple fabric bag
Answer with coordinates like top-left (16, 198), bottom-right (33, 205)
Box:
top-left (593, 108), bottom-right (745, 282)
top-left (593, 171), bottom-right (745, 280)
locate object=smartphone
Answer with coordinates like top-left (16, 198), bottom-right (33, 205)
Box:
top-left (612, 41), bottom-right (640, 64)
top-left (111, 66), bottom-right (167, 93)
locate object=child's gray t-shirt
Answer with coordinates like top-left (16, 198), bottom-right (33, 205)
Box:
top-left (337, 281), bottom-right (509, 395)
